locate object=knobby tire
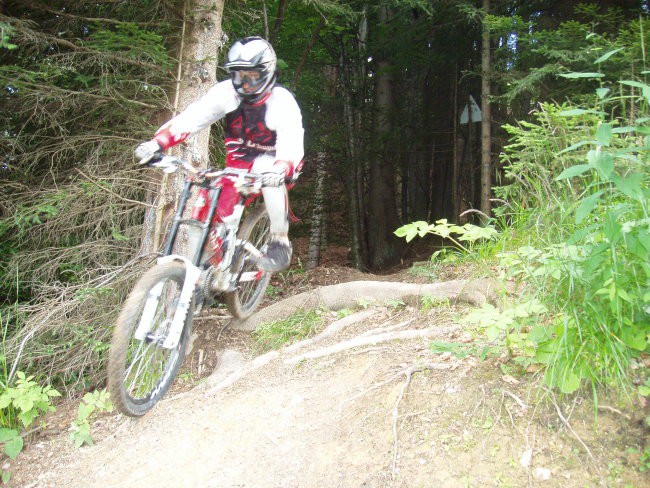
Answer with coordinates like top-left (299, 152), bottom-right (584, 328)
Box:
top-left (225, 205), bottom-right (272, 319)
top-left (108, 261), bottom-right (194, 417)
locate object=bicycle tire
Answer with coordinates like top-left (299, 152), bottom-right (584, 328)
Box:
top-left (108, 261), bottom-right (194, 417)
top-left (224, 205), bottom-right (272, 319)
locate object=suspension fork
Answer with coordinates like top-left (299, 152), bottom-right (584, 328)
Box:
top-left (163, 179), bottom-right (221, 266)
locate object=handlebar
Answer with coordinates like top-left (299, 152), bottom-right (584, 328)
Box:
top-left (147, 155), bottom-right (285, 188)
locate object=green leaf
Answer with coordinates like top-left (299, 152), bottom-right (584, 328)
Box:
top-left (556, 164), bottom-right (591, 180)
top-left (558, 109), bottom-right (598, 116)
top-left (575, 191), bottom-right (604, 223)
top-left (19, 409), bottom-right (39, 428)
top-left (611, 173), bottom-right (643, 199)
top-left (557, 140), bottom-right (597, 155)
top-left (621, 328), bottom-right (647, 351)
top-left (111, 229), bottom-right (129, 241)
top-left (619, 80), bottom-right (650, 90)
top-left (588, 150), bottom-right (614, 178)
top-left (4, 436), bottom-right (23, 460)
top-left (0, 429), bottom-right (18, 443)
top-left (559, 372), bottom-right (581, 394)
top-left (596, 87), bottom-right (610, 99)
top-left (594, 47), bottom-right (623, 64)
top-left (595, 123), bottom-right (612, 146)
top-left (0, 394), bottom-right (12, 409)
top-left (76, 402), bottom-right (95, 422)
top-left (559, 72), bottom-right (604, 79)
top-left (13, 397), bottom-right (34, 414)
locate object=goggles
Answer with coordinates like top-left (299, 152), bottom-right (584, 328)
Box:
top-left (230, 69), bottom-right (264, 89)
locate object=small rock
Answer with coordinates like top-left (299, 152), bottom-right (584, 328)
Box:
top-left (520, 449), bottom-right (532, 468)
top-left (534, 467), bottom-right (552, 481)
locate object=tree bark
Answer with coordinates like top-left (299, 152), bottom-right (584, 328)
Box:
top-left (307, 152), bottom-right (327, 270)
top-left (292, 17), bottom-right (325, 88)
top-left (270, 0), bottom-right (286, 44)
top-left (154, 0), bottom-right (225, 254)
top-left (367, 5), bottom-right (401, 269)
top-left (480, 0), bottom-right (492, 220)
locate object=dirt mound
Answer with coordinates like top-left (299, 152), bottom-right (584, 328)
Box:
top-left (8, 267), bottom-right (649, 488)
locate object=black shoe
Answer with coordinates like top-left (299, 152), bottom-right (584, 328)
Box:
top-left (258, 240), bottom-right (292, 272)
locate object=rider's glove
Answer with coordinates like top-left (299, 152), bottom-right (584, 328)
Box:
top-left (135, 140), bottom-right (163, 166)
top-left (273, 160), bottom-right (302, 183)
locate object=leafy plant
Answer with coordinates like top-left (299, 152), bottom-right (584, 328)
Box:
top-left (395, 219), bottom-right (498, 254)
top-left (0, 371), bottom-right (60, 479)
top-left (429, 340), bottom-right (499, 360)
top-left (0, 372), bottom-right (60, 430)
top-left (460, 300), bottom-right (549, 361)
top-left (491, 46), bottom-right (650, 394)
top-left (69, 389), bottom-right (113, 448)
top-left (420, 295), bottom-right (450, 312)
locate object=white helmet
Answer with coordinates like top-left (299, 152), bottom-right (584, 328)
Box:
top-left (225, 36), bottom-right (277, 101)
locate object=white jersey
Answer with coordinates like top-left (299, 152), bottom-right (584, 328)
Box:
top-left (157, 80), bottom-right (304, 166)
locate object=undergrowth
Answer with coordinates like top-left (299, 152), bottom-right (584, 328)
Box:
top-left (397, 49), bottom-right (650, 414)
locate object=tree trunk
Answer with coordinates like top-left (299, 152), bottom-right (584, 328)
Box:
top-left (292, 18), bottom-right (325, 88)
top-left (367, 5), bottom-right (401, 270)
top-left (307, 152), bottom-right (327, 270)
top-left (480, 0), bottom-right (492, 220)
top-left (270, 0), bottom-right (286, 44)
top-left (154, 0), bottom-right (224, 254)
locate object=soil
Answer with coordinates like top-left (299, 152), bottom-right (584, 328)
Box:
top-left (6, 241), bottom-right (650, 488)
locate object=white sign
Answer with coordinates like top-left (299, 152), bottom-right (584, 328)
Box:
top-left (460, 95), bottom-right (482, 124)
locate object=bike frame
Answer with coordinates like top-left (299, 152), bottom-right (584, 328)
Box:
top-left (137, 164), bottom-right (267, 349)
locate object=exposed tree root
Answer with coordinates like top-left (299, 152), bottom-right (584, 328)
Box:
top-left (284, 326), bottom-right (459, 365)
top-left (231, 278), bottom-right (500, 331)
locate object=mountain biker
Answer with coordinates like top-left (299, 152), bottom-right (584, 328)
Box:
top-left (135, 36), bottom-right (304, 272)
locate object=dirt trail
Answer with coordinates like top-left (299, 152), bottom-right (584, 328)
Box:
top-left (9, 270), bottom-right (649, 488)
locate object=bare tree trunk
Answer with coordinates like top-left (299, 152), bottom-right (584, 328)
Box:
top-left (307, 152), bottom-right (327, 270)
top-left (342, 72), bottom-right (364, 269)
top-left (367, 5), bottom-right (401, 269)
top-left (154, 0), bottom-right (224, 254)
top-left (262, 0), bottom-right (269, 40)
top-left (480, 0), bottom-right (492, 219)
top-left (270, 0), bottom-right (286, 44)
top-left (451, 62), bottom-right (460, 220)
top-left (292, 18), bottom-right (325, 88)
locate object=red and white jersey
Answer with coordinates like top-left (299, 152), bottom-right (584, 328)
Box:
top-left (154, 80), bottom-right (304, 168)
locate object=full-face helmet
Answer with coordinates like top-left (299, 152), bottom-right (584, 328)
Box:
top-left (225, 36), bottom-right (277, 101)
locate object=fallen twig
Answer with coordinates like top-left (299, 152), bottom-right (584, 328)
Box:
top-left (548, 392), bottom-right (594, 461)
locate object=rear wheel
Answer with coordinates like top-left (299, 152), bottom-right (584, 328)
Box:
top-left (108, 261), bottom-right (193, 417)
top-left (225, 206), bottom-right (272, 319)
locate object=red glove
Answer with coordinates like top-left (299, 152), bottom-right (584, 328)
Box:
top-left (274, 160), bottom-right (303, 182)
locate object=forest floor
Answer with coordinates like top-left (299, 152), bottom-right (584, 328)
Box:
top-left (7, 242), bottom-right (650, 488)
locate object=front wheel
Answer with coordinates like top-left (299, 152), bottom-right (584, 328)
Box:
top-left (225, 206), bottom-right (272, 319)
top-left (108, 261), bottom-right (194, 417)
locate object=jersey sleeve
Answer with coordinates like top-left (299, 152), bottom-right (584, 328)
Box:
top-left (266, 87), bottom-right (304, 165)
top-left (154, 80), bottom-right (240, 149)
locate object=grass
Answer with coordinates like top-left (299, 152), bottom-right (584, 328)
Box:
top-left (252, 309), bottom-right (324, 353)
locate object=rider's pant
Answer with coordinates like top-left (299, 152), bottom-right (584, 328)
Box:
top-left (216, 154), bottom-right (289, 235)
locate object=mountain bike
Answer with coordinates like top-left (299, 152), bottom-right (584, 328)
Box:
top-left (107, 155), bottom-right (285, 417)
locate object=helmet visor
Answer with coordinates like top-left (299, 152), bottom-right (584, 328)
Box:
top-left (230, 69), bottom-right (265, 93)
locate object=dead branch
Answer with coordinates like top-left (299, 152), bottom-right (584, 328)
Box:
top-left (547, 390), bottom-right (595, 461)
top-left (74, 168), bottom-right (154, 208)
